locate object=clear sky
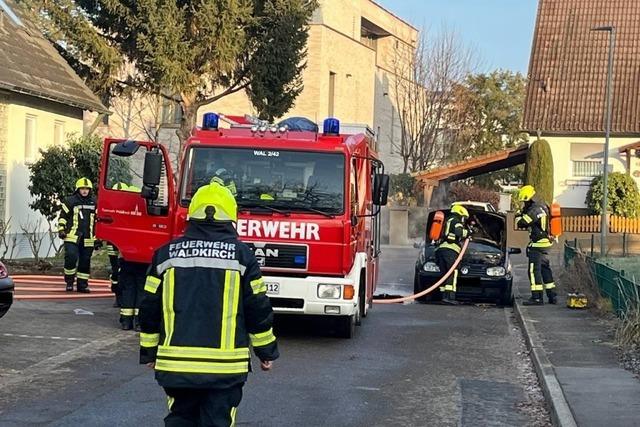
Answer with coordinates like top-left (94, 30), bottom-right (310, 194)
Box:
top-left (377, 0), bottom-right (539, 74)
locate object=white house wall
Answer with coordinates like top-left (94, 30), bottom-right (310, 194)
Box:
top-left (536, 135), bottom-right (640, 209)
top-left (6, 97), bottom-right (83, 257)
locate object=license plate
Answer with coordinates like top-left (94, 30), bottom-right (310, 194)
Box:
top-left (265, 282), bottom-right (280, 295)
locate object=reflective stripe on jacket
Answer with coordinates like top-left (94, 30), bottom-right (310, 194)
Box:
top-left (139, 221), bottom-right (279, 389)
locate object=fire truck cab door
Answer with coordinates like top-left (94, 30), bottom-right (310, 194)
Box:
top-left (95, 139), bottom-right (175, 263)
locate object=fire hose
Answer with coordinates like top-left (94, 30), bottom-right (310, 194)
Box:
top-left (373, 238), bottom-right (470, 304)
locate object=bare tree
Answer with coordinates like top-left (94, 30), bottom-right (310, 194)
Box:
top-left (0, 218), bottom-right (18, 261)
top-left (20, 219), bottom-right (47, 264)
top-left (390, 29), bottom-right (475, 173)
top-left (109, 90), bottom-right (163, 142)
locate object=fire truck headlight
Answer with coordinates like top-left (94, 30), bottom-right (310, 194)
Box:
top-left (318, 284), bottom-right (341, 299)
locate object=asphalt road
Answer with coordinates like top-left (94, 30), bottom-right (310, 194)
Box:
top-left (0, 247), bottom-right (550, 426)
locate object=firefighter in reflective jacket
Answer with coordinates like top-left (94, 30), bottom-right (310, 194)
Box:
top-left (111, 182), bottom-right (146, 329)
top-left (57, 177), bottom-right (98, 293)
top-left (139, 182), bottom-right (279, 426)
top-left (435, 205), bottom-right (470, 304)
top-left (211, 168), bottom-right (237, 196)
top-left (516, 185), bottom-right (556, 305)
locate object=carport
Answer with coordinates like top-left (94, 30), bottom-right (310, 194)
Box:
top-left (413, 144), bottom-right (529, 207)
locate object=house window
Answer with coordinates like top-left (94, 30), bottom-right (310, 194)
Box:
top-left (328, 72), bottom-right (336, 117)
top-left (161, 97), bottom-right (182, 125)
top-left (572, 161), bottom-right (603, 177)
top-left (54, 120), bottom-right (65, 145)
top-left (25, 115), bottom-right (37, 161)
top-left (570, 143), bottom-right (605, 177)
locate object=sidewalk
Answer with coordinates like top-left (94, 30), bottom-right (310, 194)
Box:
top-left (513, 264), bottom-right (640, 426)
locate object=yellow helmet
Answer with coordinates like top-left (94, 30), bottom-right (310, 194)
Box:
top-left (188, 182), bottom-right (237, 222)
top-left (75, 177), bottom-right (93, 190)
top-left (112, 182), bottom-right (129, 191)
top-left (518, 185), bottom-right (536, 202)
top-left (451, 204), bottom-right (469, 218)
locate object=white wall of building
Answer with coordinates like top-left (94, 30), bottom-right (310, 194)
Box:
top-left (539, 135), bottom-right (640, 210)
top-left (6, 98), bottom-right (83, 241)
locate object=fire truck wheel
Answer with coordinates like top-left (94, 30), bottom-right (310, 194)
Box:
top-left (336, 314), bottom-right (356, 339)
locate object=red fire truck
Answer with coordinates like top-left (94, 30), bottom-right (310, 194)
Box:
top-left (95, 114), bottom-right (389, 338)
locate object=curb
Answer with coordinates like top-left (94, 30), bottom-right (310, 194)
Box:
top-left (513, 298), bottom-right (578, 427)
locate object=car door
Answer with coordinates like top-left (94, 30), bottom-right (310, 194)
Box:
top-left (95, 139), bottom-right (175, 263)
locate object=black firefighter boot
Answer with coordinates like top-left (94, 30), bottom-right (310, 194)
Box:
top-left (547, 289), bottom-right (558, 305)
top-left (120, 316), bottom-right (134, 331)
top-left (523, 291), bottom-right (544, 306)
top-left (65, 278), bottom-right (74, 292)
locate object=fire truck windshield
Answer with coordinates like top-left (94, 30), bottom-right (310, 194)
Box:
top-left (180, 147), bottom-right (345, 214)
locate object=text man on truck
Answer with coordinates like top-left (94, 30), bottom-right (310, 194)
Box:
top-left (96, 114), bottom-right (389, 338)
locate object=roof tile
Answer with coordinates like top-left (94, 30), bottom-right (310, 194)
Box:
top-left (523, 0), bottom-right (640, 135)
top-left (0, 0), bottom-right (106, 112)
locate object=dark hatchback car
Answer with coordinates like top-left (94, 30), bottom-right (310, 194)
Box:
top-left (414, 208), bottom-right (520, 306)
top-left (0, 261), bottom-right (14, 319)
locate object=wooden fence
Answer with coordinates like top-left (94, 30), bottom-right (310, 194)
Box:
top-left (515, 215), bottom-right (640, 234)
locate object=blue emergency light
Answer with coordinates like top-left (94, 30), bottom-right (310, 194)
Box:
top-left (323, 118), bottom-right (340, 135)
top-left (202, 112), bottom-right (219, 130)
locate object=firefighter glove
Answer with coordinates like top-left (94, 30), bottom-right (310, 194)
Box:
top-left (94, 240), bottom-right (103, 250)
top-left (58, 231), bottom-right (66, 239)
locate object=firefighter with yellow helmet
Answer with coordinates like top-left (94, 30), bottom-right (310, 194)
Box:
top-left (516, 185), bottom-right (556, 305)
top-left (57, 177), bottom-right (98, 293)
top-left (435, 204), bottom-right (471, 304)
top-left (139, 181), bottom-right (278, 425)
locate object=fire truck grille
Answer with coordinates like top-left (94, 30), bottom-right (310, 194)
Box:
top-left (246, 243), bottom-right (308, 270)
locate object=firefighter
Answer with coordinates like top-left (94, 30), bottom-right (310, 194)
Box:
top-left (106, 183), bottom-right (128, 308)
top-left (110, 181), bottom-right (147, 329)
top-left (139, 181), bottom-right (278, 426)
top-left (435, 205), bottom-right (470, 304)
top-left (211, 168), bottom-right (237, 196)
top-left (58, 177), bottom-right (98, 293)
top-left (106, 243), bottom-right (121, 308)
top-left (516, 185), bottom-right (557, 305)
top-left (119, 260), bottom-right (149, 330)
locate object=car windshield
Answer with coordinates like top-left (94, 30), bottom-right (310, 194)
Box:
top-left (180, 147), bottom-right (345, 214)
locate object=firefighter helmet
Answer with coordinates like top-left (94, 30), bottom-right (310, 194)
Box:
top-left (112, 182), bottom-right (129, 191)
top-left (518, 185), bottom-right (536, 202)
top-left (451, 204), bottom-right (469, 218)
top-left (75, 177), bottom-right (93, 190)
top-left (188, 182), bottom-right (237, 222)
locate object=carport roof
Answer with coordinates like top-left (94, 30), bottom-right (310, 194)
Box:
top-left (414, 144), bottom-right (529, 183)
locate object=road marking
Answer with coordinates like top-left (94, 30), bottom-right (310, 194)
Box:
top-left (2, 333), bottom-right (87, 342)
top-left (355, 386), bottom-right (381, 391)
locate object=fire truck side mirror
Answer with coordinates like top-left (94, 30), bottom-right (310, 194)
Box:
top-left (112, 140), bottom-right (141, 157)
top-left (143, 150), bottom-right (163, 187)
top-left (373, 174), bottom-right (390, 206)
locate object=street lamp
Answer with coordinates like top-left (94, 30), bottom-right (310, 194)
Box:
top-left (591, 25), bottom-right (615, 257)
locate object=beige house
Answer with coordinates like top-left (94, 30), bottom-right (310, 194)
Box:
top-left (524, 0), bottom-right (640, 213)
top-left (98, 0), bottom-right (418, 174)
top-left (0, 0), bottom-right (106, 256)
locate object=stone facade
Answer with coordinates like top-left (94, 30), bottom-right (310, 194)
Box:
top-left (104, 0), bottom-right (417, 175)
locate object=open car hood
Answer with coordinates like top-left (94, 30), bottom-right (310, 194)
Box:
top-left (426, 209), bottom-right (506, 249)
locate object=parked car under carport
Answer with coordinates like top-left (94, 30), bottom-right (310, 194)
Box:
top-left (414, 208), bottom-right (520, 306)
